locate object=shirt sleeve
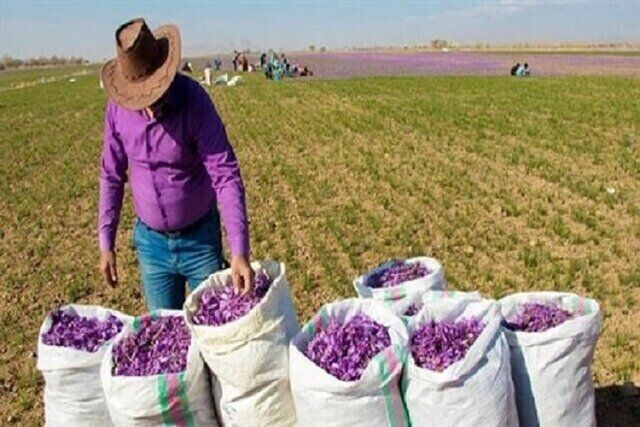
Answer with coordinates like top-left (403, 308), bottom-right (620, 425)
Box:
top-left (98, 102), bottom-right (128, 251)
top-left (191, 86), bottom-right (250, 257)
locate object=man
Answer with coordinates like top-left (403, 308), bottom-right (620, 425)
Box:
top-left (99, 18), bottom-right (253, 310)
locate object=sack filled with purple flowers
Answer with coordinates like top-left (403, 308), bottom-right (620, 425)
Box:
top-left (499, 292), bottom-right (601, 427)
top-left (290, 299), bottom-right (410, 427)
top-left (404, 297), bottom-right (518, 427)
top-left (100, 310), bottom-right (218, 426)
top-left (37, 304), bottom-right (132, 427)
top-left (184, 260), bottom-right (299, 427)
top-left (353, 257), bottom-right (446, 310)
top-left (397, 290), bottom-right (482, 320)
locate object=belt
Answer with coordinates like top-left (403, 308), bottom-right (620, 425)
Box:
top-left (141, 213), bottom-right (210, 238)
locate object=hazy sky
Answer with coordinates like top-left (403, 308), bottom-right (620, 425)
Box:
top-left (1, 0), bottom-right (639, 60)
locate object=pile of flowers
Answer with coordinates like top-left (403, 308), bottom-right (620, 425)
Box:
top-left (304, 313), bottom-right (391, 381)
top-left (505, 302), bottom-right (573, 333)
top-left (411, 318), bottom-right (485, 371)
top-left (403, 303), bottom-right (422, 317)
top-left (112, 315), bottom-right (190, 376)
top-left (365, 260), bottom-right (431, 289)
top-left (192, 271), bottom-right (272, 326)
top-left (41, 308), bottom-right (124, 352)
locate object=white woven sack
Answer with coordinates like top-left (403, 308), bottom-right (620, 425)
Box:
top-left (184, 260), bottom-right (298, 427)
top-left (37, 304), bottom-right (132, 427)
top-left (100, 309), bottom-right (217, 426)
top-left (403, 297), bottom-right (518, 427)
top-left (353, 257), bottom-right (446, 310)
top-left (290, 298), bottom-right (410, 427)
top-left (499, 292), bottom-right (601, 427)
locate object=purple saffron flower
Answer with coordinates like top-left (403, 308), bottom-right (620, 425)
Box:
top-left (112, 315), bottom-right (190, 376)
top-left (41, 309), bottom-right (123, 353)
top-left (192, 271), bottom-right (272, 326)
top-left (366, 260), bottom-right (431, 289)
top-left (411, 318), bottom-right (485, 372)
top-left (505, 302), bottom-right (573, 333)
top-left (404, 303), bottom-right (422, 317)
top-left (304, 313), bottom-right (391, 381)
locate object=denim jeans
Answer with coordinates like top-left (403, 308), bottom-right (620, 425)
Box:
top-left (133, 209), bottom-right (224, 310)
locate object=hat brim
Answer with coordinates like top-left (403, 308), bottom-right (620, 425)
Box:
top-left (101, 24), bottom-right (181, 110)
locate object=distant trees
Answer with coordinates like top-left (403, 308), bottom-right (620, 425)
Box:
top-left (308, 45), bottom-right (316, 52)
top-left (319, 46), bottom-right (327, 52)
top-left (0, 54), bottom-right (88, 69)
top-left (430, 39), bottom-right (450, 50)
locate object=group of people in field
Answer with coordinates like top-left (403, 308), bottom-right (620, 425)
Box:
top-left (259, 52), bottom-right (314, 81)
top-left (182, 50), bottom-right (315, 85)
top-left (510, 62), bottom-right (531, 77)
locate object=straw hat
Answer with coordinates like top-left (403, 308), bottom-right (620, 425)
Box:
top-left (101, 18), bottom-right (181, 110)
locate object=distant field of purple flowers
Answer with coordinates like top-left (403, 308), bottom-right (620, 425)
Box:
top-left (288, 51), bottom-right (640, 78)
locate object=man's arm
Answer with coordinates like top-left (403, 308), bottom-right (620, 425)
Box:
top-left (98, 102), bottom-right (128, 287)
top-left (191, 86), bottom-right (253, 292)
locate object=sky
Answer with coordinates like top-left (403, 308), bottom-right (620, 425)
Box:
top-left (1, 0), bottom-right (639, 60)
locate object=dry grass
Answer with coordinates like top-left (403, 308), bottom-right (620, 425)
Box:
top-left (0, 70), bottom-right (638, 424)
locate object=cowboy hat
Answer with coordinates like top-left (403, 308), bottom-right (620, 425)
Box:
top-left (101, 18), bottom-right (181, 110)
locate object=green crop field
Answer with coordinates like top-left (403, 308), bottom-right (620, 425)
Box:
top-left (0, 69), bottom-right (638, 424)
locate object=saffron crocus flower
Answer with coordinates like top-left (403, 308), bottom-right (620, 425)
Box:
top-left (366, 260), bottom-right (431, 289)
top-left (411, 318), bottom-right (485, 371)
top-left (304, 313), bottom-right (391, 381)
top-left (505, 302), bottom-right (573, 332)
top-left (41, 308), bottom-right (123, 353)
top-left (112, 315), bottom-right (190, 376)
top-left (192, 271), bottom-right (272, 326)
top-left (404, 303), bottom-right (422, 317)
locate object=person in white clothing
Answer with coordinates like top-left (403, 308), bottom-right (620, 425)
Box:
top-left (203, 61), bottom-right (212, 86)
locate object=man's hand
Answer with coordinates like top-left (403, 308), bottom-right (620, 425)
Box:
top-left (231, 255), bottom-right (254, 294)
top-left (100, 250), bottom-right (118, 288)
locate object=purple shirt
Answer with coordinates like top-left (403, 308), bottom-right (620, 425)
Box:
top-left (99, 74), bottom-right (249, 256)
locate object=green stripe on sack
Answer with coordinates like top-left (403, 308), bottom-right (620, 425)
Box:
top-left (319, 306), bottom-right (329, 325)
top-left (393, 346), bottom-right (410, 427)
top-left (178, 372), bottom-right (195, 426)
top-left (132, 317), bottom-right (141, 332)
top-left (304, 321), bottom-right (316, 338)
top-left (157, 375), bottom-right (173, 426)
top-left (377, 357), bottom-right (398, 427)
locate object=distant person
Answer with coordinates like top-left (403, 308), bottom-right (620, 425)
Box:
top-left (523, 63), bottom-right (530, 76)
top-left (510, 63), bottom-right (519, 76)
top-left (232, 51), bottom-right (240, 71)
top-left (260, 53), bottom-right (267, 68)
top-left (516, 63), bottom-right (526, 77)
top-left (214, 58), bottom-right (222, 71)
top-left (241, 54), bottom-right (249, 72)
top-left (99, 18), bottom-right (253, 309)
top-left (181, 61), bottom-right (193, 73)
top-left (203, 61), bottom-right (212, 86)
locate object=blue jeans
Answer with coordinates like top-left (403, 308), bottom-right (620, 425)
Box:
top-left (133, 209), bottom-right (224, 310)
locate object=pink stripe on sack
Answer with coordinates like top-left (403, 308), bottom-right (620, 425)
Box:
top-left (383, 351), bottom-right (406, 426)
top-left (167, 373), bottom-right (187, 427)
top-left (576, 297), bottom-right (586, 316)
top-left (313, 314), bottom-right (324, 331)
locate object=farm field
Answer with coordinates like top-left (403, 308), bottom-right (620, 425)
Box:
top-left (190, 50), bottom-right (640, 78)
top-left (0, 62), bottom-right (639, 424)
